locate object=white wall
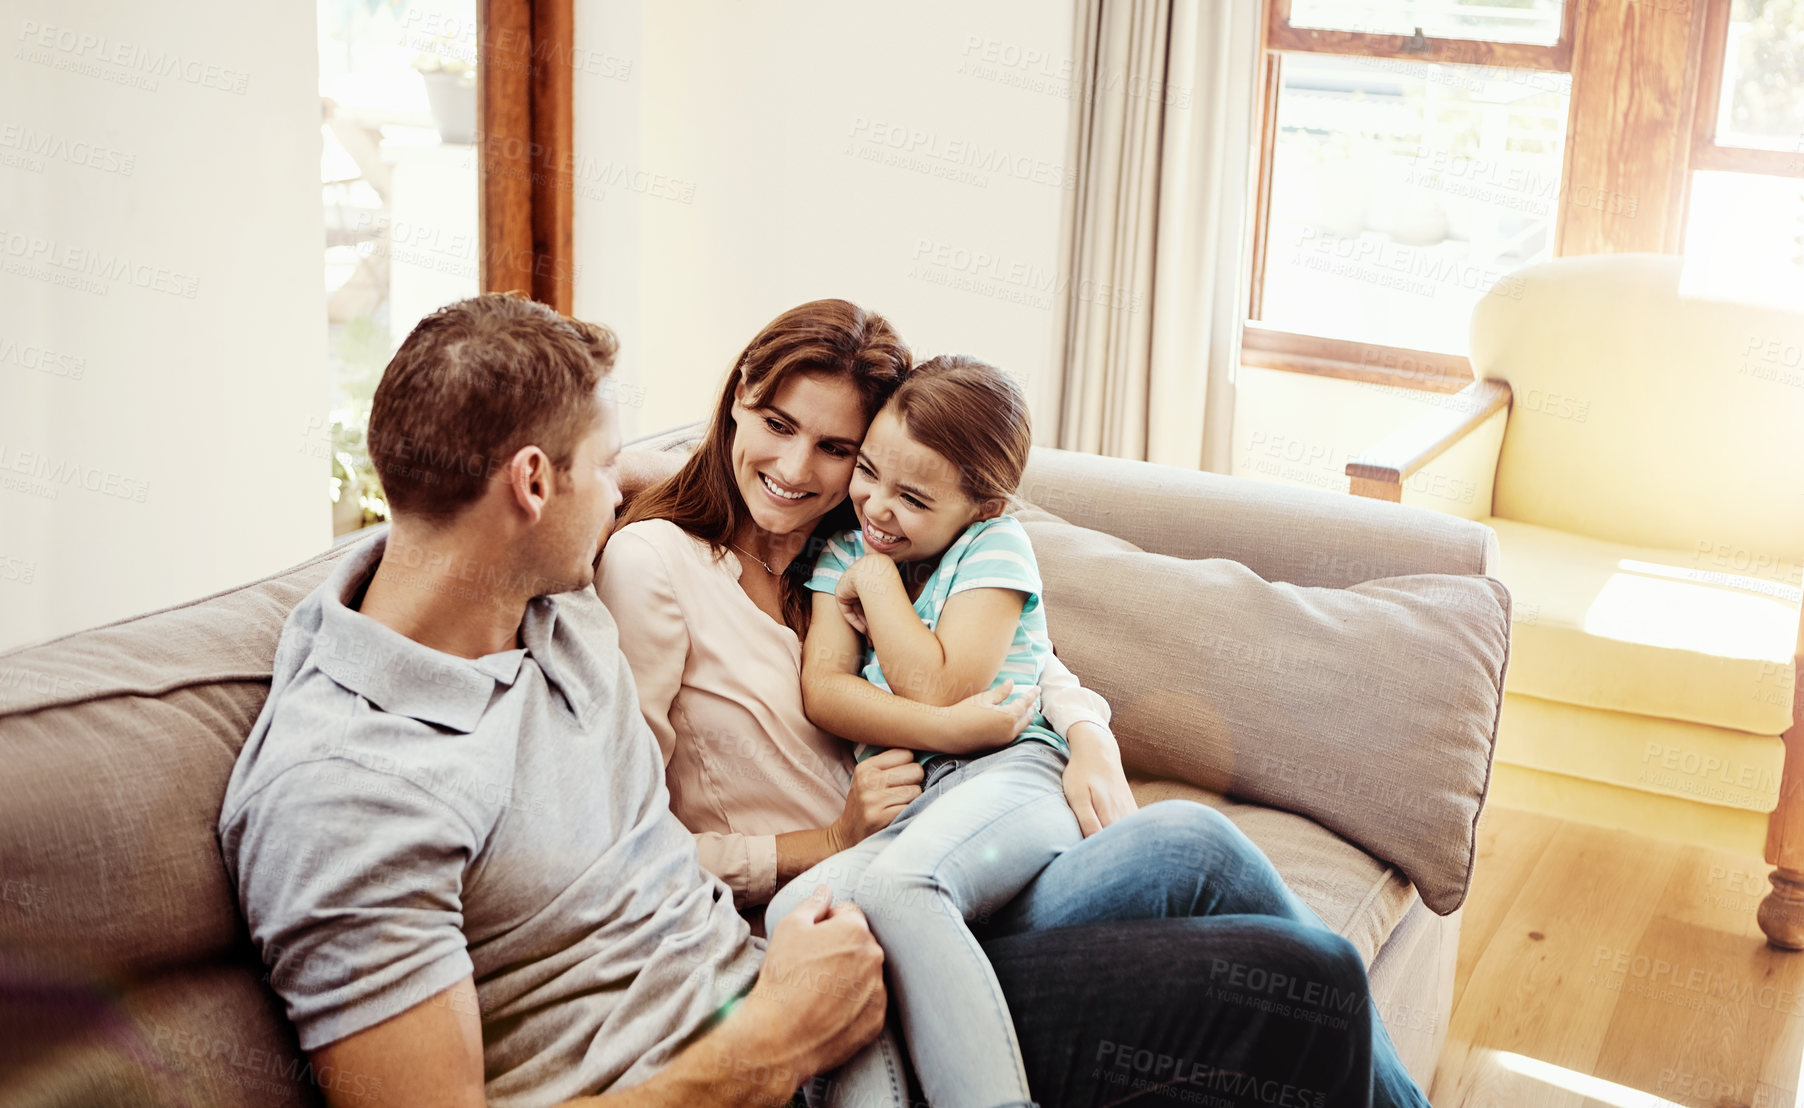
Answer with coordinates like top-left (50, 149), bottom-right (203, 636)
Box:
top-left (572, 0), bottom-right (1079, 444)
top-left (0, 1), bottom-right (327, 652)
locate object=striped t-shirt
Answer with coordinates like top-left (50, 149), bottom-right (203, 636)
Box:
top-left (806, 514), bottom-right (1062, 764)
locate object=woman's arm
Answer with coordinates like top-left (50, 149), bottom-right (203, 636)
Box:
top-left (839, 554), bottom-right (1026, 708)
top-left (596, 529), bottom-right (783, 905)
top-left (801, 592), bottom-right (1035, 755)
top-left (1037, 651), bottom-right (1136, 835)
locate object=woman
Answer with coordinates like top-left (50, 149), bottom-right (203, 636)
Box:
top-left (596, 300), bottom-right (1429, 1108)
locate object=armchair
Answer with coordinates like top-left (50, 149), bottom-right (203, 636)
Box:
top-left (1346, 252), bottom-right (1804, 947)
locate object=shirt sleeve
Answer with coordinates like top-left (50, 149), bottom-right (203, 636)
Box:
top-left (805, 530), bottom-right (862, 594)
top-left (946, 517), bottom-right (1044, 615)
top-left (223, 760), bottom-right (478, 1052)
top-left (1038, 649), bottom-right (1113, 737)
top-left (595, 527), bottom-right (689, 768)
top-left (693, 831), bottom-right (781, 908)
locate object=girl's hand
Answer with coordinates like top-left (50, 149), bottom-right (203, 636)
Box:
top-left (828, 748), bottom-right (924, 850)
top-left (834, 553), bottom-right (894, 636)
top-left (1062, 722), bottom-right (1138, 836)
top-left (947, 680), bottom-right (1039, 751)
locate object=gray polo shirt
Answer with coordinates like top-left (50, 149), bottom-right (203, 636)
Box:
top-left (218, 533), bottom-right (763, 1106)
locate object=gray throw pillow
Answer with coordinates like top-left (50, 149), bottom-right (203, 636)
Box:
top-left (1015, 504), bottom-right (1510, 915)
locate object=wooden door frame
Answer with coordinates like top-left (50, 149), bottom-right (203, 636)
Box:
top-left (478, 0), bottom-right (575, 314)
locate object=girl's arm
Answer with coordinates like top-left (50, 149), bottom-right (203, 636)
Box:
top-left (801, 592), bottom-right (1036, 755)
top-left (840, 553), bottom-right (1027, 708)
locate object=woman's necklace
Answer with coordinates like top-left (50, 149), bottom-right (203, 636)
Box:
top-left (729, 542), bottom-right (780, 576)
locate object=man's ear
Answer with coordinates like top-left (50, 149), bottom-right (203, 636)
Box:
top-left (504, 445), bottom-right (553, 523)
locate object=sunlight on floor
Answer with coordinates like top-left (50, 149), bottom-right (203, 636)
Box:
top-left (1492, 1051), bottom-right (1685, 1107)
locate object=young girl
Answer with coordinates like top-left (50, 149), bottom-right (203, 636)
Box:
top-left (765, 355), bottom-right (1079, 1108)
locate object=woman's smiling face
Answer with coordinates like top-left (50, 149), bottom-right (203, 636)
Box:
top-left (729, 372), bottom-right (870, 538)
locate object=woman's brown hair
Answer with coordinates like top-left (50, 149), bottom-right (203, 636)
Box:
top-left (889, 354), bottom-right (1033, 505)
top-left (620, 299), bottom-right (909, 633)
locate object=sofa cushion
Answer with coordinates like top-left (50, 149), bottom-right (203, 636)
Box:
top-left (1017, 505), bottom-right (1509, 915)
top-left (1128, 777), bottom-right (1417, 966)
top-left (1482, 516), bottom-right (1799, 735)
top-left (1496, 691), bottom-right (1783, 814)
top-left (0, 537), bottom-right (361, 982)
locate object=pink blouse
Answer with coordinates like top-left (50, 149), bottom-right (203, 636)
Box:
top-left (594, 518), bottom-right (1111, 907)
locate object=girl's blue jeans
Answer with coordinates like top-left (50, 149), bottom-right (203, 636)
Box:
top-left (775, 763), bottom-right (1434, 1108)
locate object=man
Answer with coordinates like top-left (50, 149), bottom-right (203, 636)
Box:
top-left (221, 293), bottom-right (1380, 1107)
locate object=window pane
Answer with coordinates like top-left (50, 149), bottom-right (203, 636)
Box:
top-left (319, 0), bottom-right (479, 534)
top-left (1288, 0), bottom-right (1565, 46)
top-left (1259, 54), bottom-right (1571, 355)
top-left (1716, 0), bottom-right (1804, 152)
top-left (1682, 171), bottom-right (1804, 309)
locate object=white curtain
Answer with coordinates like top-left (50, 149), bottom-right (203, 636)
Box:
top-left (1051, 0), bottom-right (1260, 473)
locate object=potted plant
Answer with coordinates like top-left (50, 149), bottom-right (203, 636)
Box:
top-left (414, 34), bottom-right (477, 145)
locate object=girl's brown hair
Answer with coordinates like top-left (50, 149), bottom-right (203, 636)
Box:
top-left (620, 299), bottom-right (909, 633)
top-left (888, 354), bottom-right (1032, 506)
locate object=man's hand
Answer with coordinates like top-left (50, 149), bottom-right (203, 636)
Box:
top-left (829, 749), bottom-right (924, 851)
top-left (744, 887), bottom-right (888, 1076)
top-left (1062, 721), bottom-right (1138, 836)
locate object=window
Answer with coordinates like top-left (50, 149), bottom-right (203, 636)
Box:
top-left (319, 0), bottom-right (480, 536)
top-left (1248, 0), bottom-right (1576, 381)
top-left (1682, 0), bottom-right (1804, 307)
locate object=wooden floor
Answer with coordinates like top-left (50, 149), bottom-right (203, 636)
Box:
top-left (1432, 805), bottom-right (1804, 1107)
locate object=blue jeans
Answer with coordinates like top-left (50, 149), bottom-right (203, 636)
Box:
top-left (770, 742), bottom-right (1080, 1108)
top-left (977, 800), bottom-right (1432, 1108)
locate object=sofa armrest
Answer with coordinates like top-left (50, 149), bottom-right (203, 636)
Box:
top-left (1346, 379), bottom-right (1511, 505)
top-left (1019, 447), bottom-right (1499, 584)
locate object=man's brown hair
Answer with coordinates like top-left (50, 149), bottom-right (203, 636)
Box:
top-left (367, 293), bottom-right (619, 522)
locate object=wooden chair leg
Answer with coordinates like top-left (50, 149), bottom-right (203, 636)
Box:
top-left (1759, 619), bottom-right (1804, 949)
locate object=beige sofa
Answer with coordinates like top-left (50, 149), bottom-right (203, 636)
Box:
top-left (0, 440), bottom-right (1504, 1104)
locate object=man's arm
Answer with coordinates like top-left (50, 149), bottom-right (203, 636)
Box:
top-left (311, 889), bottom-right (886, 1108)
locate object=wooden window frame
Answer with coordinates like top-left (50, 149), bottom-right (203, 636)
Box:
top-left (477, 0), bottom-right (575, 315)
top-left (1689, 0), bottom-right (1804, 180)
top-left (1247, 0), bottom-right (1586, 388)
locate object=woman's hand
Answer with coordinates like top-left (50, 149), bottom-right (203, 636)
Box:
top-left (945, 679), bottom-right (1039, 752)
top-left (1062, 721), bottom-right (1138, 836)
top-left (828, 748), bottom-right (924, 851)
